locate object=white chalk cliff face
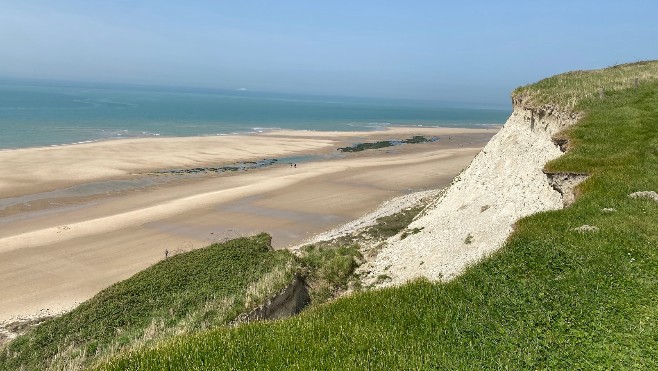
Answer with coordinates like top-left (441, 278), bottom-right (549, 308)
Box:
top-left (361, 101), bottom-right (581, 285)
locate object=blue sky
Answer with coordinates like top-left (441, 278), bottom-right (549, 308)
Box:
top-left (1, 1), bottom-right (656, 104)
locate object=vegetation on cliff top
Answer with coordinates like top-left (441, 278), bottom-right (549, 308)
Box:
top-left (97, 61), bottom-right (658, 369)
top-left (513, 60), bottom-right (658, 110)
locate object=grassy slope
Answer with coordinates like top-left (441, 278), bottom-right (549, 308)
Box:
top-left (100, 63), bottom-right (658, 369)
top-left (0, 234), bottom-right (296, 370)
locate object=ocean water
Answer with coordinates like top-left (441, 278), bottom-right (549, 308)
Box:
top-left (0, 80), bottom-right (511, 150)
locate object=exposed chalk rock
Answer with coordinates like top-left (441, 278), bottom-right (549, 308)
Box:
top-left (629, 191), bottom-right (658, 202)
top-left (545, 172), bottom-right (589, 207)
top-left (552, 138), bottom-right (569, 153)
top-left (574, 225), bottom-right (599, 233)
top-left (360, 102), bottom-right (581, 286)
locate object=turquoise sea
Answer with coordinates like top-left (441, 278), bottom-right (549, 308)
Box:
top-left (0, 80), bottom-right (510, 150)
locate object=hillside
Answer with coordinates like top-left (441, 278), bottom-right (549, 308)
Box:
top-left (98, 61), bottom-right (658, 369)
top-left (0, 234), bottom-right (298, 370)
top-left (0, 231), bottom-right (363, 370)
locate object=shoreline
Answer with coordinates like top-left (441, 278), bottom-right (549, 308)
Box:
top-left (0, 126), bottom-right (497, 198)
top-left (0, 124), bottom-right (503, 152)
top-left (0, 126), bottom-right (497, 324)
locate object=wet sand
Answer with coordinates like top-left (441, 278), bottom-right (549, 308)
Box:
top-left (0, 127), bottom-right (497, 323)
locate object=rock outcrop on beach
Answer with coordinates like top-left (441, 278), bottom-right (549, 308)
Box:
top-left (359, 100), bottom-right (584, 285)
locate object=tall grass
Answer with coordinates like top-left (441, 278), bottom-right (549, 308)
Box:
top-left (100, 62), bottom-right (658, 369)
top-left (514, 60), bottom-right (658, 109)
top-left (298, 245), bottom-right (362, 302)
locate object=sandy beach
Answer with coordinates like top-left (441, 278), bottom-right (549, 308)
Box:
top-left (0, 126), bottom-right (496, 323)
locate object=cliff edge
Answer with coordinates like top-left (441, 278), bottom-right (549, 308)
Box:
top-left (359, 101), bottom-right (580, 285)
top-left (360, 61), bottom-right (658, 286)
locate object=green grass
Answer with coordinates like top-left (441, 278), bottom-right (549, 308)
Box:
top-left (98, 62), bottom-right (658, 369)
top-left (314, 203), bottom-right (429, 249)
top-left (0, 233), bottom-right (297, 370)
top-left (298, 245), bottom-right (362, 302)
top-left (364, 205), bottom-right (427, 240)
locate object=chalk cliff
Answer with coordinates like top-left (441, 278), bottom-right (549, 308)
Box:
top-left (360, 100), bottom-right (583, 285)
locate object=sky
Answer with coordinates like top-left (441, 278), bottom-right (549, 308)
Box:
top-left (0, 1), bottom-right (656, 105)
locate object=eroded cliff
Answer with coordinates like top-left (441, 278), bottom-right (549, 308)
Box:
top-left (359, 101), bottom-right (584, 285)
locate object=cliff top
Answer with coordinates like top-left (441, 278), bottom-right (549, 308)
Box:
top-left (513, 60), bottom-right (658, 110)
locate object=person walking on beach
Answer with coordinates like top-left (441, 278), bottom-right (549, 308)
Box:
top-left (165, 249), bottom-right (169, 259)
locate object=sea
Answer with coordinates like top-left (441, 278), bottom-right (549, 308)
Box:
top-left (0, 80), bottom-right (511, 150)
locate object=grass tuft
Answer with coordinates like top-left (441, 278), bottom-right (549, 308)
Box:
top-left (298, 245), bottom-right (362, 302)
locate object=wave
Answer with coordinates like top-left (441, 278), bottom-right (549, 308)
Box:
top-left (345, 122), bottom-right (392, 130)
top-left (250, 127), bottom-right (280, 133)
